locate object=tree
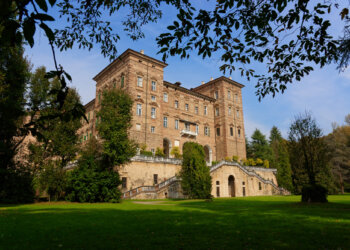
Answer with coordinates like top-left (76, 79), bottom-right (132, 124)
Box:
top-left (250, 129), bottom-right (272, 161)
top-left (269, 126), bottom-right (293, 191)
top-left (288, 112), bottom-right (334, 202)
top-left (97, 89), bottom-right (137, 168)
top-left (27, 68), bottom-right (83, 200)
top-left (3, 1), bottom-right (350, 101)
top-left (65, 137), bottom-right (122, 203)
top-left (180, 142), bottom-right (212, 199)
top-left (325, 118), bottom-right (350, 194)
top-left (0, 41), bottom-right (34, 203)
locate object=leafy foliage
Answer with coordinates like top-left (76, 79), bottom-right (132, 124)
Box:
top-left (157, 0), bottom-right (347, 99)
top-left (269, 126), bottom-right (293, 191)
top-left (288, 112), bottom-right (334, 200)
top-left (325, 117), bottom-right (350, 193)
top-left (155, 147), bottom-right (166, 157)
top-left (180, 142), bottom-right (212, 199)
top-left (97, 89), bottom-right (137, 168)
top-left (65, 138), bottom-right (121, 203)
top-left (170, 146), bottom-right (181, 158)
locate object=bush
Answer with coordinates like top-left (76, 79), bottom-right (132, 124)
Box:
top-left (211, 161), bottom-right (219, 166)
top-left (155, 147), bottom-right (165, 157)
top-left (170, 146), bottom-right (182, 158)
top-left (224, 156), bottom-right (232, 162)
top-left (0, 167), bottom-right (34, 204)
top-left (180, 142), bottom-right (212, 199)
top-left (301, 184), bottom-right (328, 203)
top-left (65, 157), bottom-right (121, 203)
top-left (256, 158), bottom-right (263, 166)
top-left (140, 150), bottom-right (153, 157)
top-left (232, 156), bottom-right (239, 162)
top-left (263, 159), bottom-right (270, 168)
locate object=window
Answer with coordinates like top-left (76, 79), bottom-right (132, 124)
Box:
top-left (204, 106), bottom-right (207, 115)
top-left (175, 119), bottom-right (179, 130)
top-left (151, 81), bottom-right (156, 91)
top-left (136, 124), bottom-right (141, 131)
top-left (196, 125), bottom-right (199, 134)
top-left (243, 187), bottom-right (246, 196)
top-left (204, 126), bottom-right (210, 136)
top-left (195, 106), bottom-right (198, 114)
top-left (163, 117), bottom-right (168, 128)
top-left (151, 107), bottom-right (156, 118)
top-left (137, 76), bottom-right (143, 87)
top-left (214, 91), bottom-right (219, 99)
top-left (163, 93), bottom-right (168, 102)
top-left (236, 110), bottom-right (240, 118)
top-left (216, 181), bottom-right (220, 185)
top-left (153, 174), bottom-right (158, 185)
top-left (185, 103), bottom-right (189, 111)
top-left (174, 100), bottom-right (179, 108)
top-left (136, 104), bottom-right (142, 116)
top-left (174, 140), bottom-right (180, 147)
top-left (137, 95), bottom-right (141, 99)
top-left (121, 75), bottom-right (124, 88)
top-left (215, 107), bottom-right (220, 116)
top-left (238, 129), bottom-right (241, 137)
top-left (151, 148), bottom-right (155, 155)
top-left (230, 127), bottom-right (234, 136)
top-left (151, 126), bottom-right (155, 133)
top-left (122, 177), bottom-right (127, 188)
top-left (228, 90), bottom-right (231, 99)
top-left (228, 107), bottom-right (232, 115)
top-left (185, 123), bottom-right (190, 131)
top-left (216, 127), bottom-right (220, 136)
top-left (151, 95), bottom-right (156, 101)
top-left (242, 181), bottom-right (245, 185)
top-left (259, 182), bottom-right (262, 190)
top-left (235, 94), bottom-right (238, 102)
top-left (113, 79), bottom-right (116, 88)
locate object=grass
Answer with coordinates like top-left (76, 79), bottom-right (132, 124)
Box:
top-left (1, 195), bottom-right (350, 249)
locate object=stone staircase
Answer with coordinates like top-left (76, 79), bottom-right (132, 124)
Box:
top-left (122, 161), bottom-right (289, 199)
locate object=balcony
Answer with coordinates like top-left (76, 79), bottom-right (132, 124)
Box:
top-left (180, 129), bottom-right (198, 137)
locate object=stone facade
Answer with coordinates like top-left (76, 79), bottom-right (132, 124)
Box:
top-left (78, 49), bottom-right (246, 162)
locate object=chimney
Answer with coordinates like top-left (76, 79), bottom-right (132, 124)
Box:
top-left (210, 77), bottom-right (213, 81)
top-left (201, 81), bottom-right (205, 85)
top-left (140, 49), bottom-right (144, 54)
top-left (229, 76), bottom-right (232, 79)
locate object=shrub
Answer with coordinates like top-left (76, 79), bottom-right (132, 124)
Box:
top-left (211, 160), bottom-right (219, 166)
top-left (65, 157), bottom-right (121, 203)
top-left (140, 150), bottom-right (153, 157)
top-left (256, 158), bottom-right (263, 166)
top-left (224, 156), bottom-right (232, 162)
top-left (301, 184), bottom-right (328, 203)
top-left (0, 167), bottom-right (34, 204)
top-left (170, 146), bottom-right (182, 158)
top-left (155, 147), bottom-right (165, 157)
top-left (232, 155), bottom-right (239, 162)
top-left (263, 159), bottom-right (270, 168)
top-left (180, 142), bottom-right (212, 199)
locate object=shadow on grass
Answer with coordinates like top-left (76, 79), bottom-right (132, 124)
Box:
top-left (0, 197), bottom-right (349, 249)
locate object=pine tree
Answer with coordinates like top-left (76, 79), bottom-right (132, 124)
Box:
top-left (250, 129), bottom-right (273, 162)
top-left (180, 142), bottom-right (212, 199)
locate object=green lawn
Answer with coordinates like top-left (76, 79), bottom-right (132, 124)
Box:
top-left (1, 195), bottom-right (350, 249)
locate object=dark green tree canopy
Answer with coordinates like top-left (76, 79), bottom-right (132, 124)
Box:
top-left (180, 142), bottom-right (212, 199)
top-left (97, 89), bottom-right (137, 168)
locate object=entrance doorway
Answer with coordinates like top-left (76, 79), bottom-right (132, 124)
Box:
top-left (228, 175), bottom-right (235, 197)
top-left (163, 138), bottom-right (171, 158)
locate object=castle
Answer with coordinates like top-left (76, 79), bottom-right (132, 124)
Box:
top-left (78, 49), bottom-right (286, 199)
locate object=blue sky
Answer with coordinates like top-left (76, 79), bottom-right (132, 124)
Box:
top-left (24, 3), bottom-right (350, 139)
